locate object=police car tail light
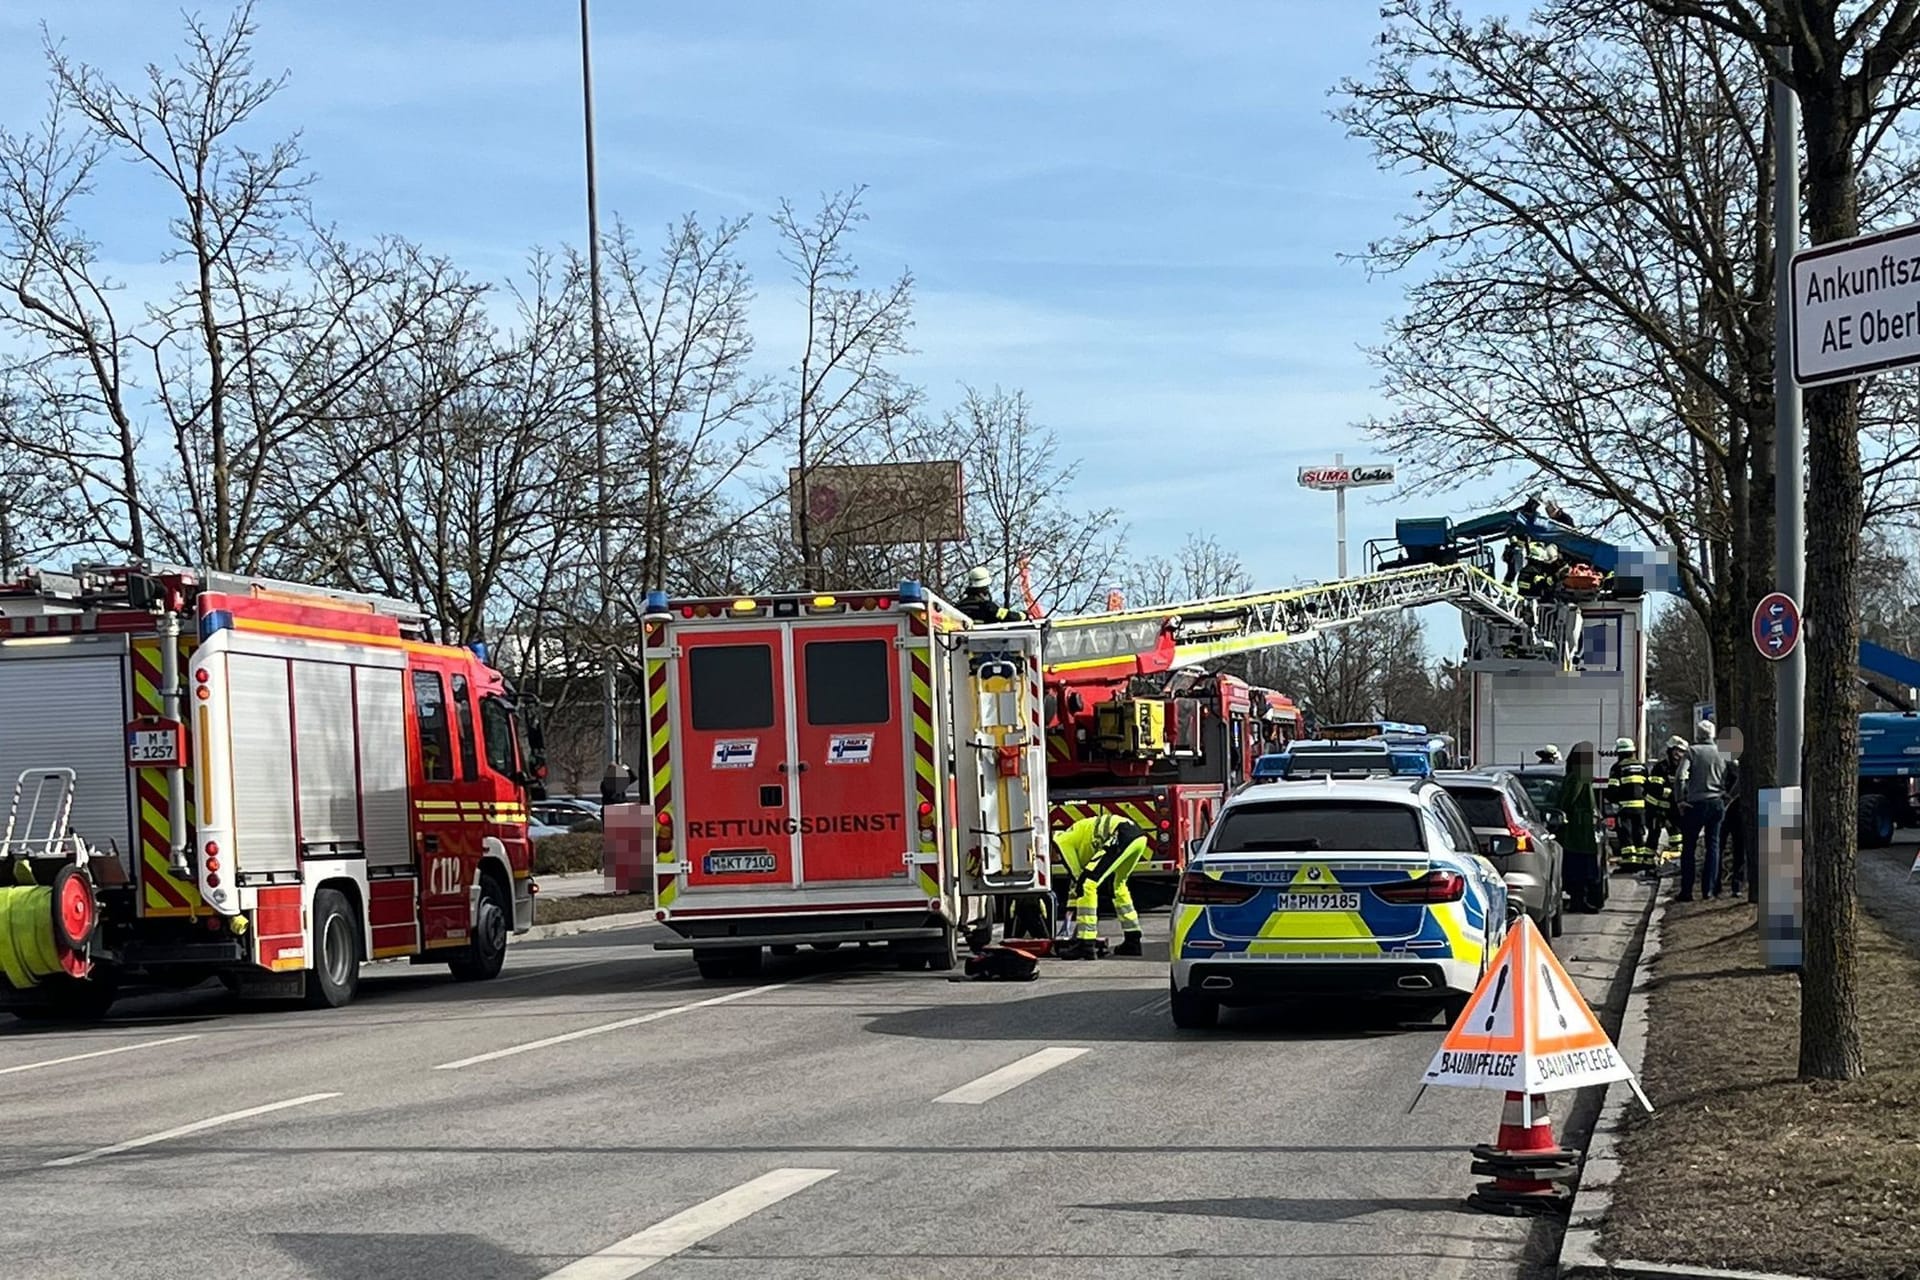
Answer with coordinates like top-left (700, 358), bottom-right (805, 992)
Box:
top-left (1372, 871), bottom-right (1466, 904)
top-left (1177, 871), bottom-right (1259, 906)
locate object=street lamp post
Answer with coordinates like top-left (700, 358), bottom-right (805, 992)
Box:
top-left (579, 0), bottom-right (621, 791)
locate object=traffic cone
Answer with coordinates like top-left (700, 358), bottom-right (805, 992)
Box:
top-left (1465, 1091), bottom-right (1579, 1216)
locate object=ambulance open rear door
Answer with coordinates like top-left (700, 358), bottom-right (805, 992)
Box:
top-left (947, 627), bottom-right (1050, 897)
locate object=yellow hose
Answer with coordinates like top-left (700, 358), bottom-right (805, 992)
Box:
top-left (0, 885), bottom-right (64, 989)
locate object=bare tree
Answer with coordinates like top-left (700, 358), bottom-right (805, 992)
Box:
top-left (1640, 0), bottom-right (1920, 1081)
top-left (1249, 613), bottom-right (1434, 726)
top-left (938, 386), bottom-right (1123, 612)
top-left (598, 213), bottom-right (774, 598)
top-left (1648, 602), bottom-right (1714, 708)
top-left (0, 4), bottom-right (475, 571)
top-left (772, 187), bottom-right (918, 589)
top-left (1120, 532), bottom-right (1252, 606)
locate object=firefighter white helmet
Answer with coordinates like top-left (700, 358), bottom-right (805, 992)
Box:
top-left (1615, 736), bottom-right (1636, 755)
top-left (965, 566), bottom-right (991, 591)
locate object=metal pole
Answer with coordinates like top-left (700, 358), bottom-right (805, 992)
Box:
top-left (1334, 451), bottom-right (1348, 579)
top-left (580, 0), bottom-right (620, 777)
top-left (1774, 75), bottom-right (1804, 790)
top-left (1766, 72), bottom-right (1805, 968)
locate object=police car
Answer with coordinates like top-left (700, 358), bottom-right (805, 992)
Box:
top-left (1169, 775), bottom-right (1511, 1029)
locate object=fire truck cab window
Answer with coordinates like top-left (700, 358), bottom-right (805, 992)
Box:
top-left (804, 639), bottom-right (890, 725)
top-left (480, 696), bottom-right (517, 777)
top-left (450, 673), bottom-right (479, 780)
top-left (411, 670), bottom-right (455, 782)
top-left (689, 645), bottom-right (775, 731)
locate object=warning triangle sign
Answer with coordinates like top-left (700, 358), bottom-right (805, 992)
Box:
top-left (1421, 916), bottom-right (1641, 1097)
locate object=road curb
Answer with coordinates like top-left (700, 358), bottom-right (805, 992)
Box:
top-left (522, 909), bottom-right (658, 942)
top-left (1558, 890), bottom-right (1662, 1278)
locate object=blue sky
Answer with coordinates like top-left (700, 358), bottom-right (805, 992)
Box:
top-left (0, 0), bottom-right (1522, 647)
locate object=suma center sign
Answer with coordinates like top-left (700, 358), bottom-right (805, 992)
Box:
top-left (1298, 463), bottom-right (1395, 491)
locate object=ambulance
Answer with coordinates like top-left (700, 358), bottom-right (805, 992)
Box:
top-left (640, 583), bottom-right (1051, 977)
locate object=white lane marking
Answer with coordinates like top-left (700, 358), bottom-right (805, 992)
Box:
top-left (43, 1092), bottom-right (340, 1167)
top-left (542, 1167), bottom-right (837, 1280)
top-left (0, 1034), bottom-right (199, 1077)
top-left (934, 1046), bottom-right (1090, 1105)
top-left (434, 982), bottom-right (789, 1070)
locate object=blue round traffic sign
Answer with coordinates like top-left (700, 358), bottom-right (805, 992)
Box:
top-left (1753, 591), bottom-right (1801, 661)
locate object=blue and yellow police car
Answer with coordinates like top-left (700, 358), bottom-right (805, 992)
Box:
top-left (1168, 773), bottom-right (1511, 1030)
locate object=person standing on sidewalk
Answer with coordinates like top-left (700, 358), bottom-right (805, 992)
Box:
top-left (1674, 720), bottom-right (1728, 901)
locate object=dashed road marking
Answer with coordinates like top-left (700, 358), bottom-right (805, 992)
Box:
top-left (43, 1092), bottom-right (340, 1167)
top-left (541, 1167), bottom-right (837, 1279)
top-left (433, 983), bottom-right (790, 1070)
top-left (934, 1046), bottom-right (1089, 1105)
top-left (0, 1034), bottom-right (199, 1076)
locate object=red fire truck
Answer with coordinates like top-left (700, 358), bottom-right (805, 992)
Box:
top-left (640, 583), bottom-right (1051, 977)
top-left (1044, 665), bottom-right (1303, 903)
top-left (0, 565), bottom-right (541, 1018)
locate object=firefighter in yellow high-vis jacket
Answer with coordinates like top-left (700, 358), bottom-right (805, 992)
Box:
top-left (1053, 813), bottom-right (1148, 959)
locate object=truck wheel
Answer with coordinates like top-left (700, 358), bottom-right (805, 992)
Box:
top-left (1169, 981), bottom-right (1219, 1031)
top-left (304, 888), bottom-right (362, 1009)
top-left (1859, 795), bottom-right (1895, 848)
top-left (925, 926), bottom-right (959, 973)
top-left (11, 969), bottom-right (119, 1022)
top-left (449, 878), bottom-right (509, 983)
top-left (693, 946), bottom-right (760, 980)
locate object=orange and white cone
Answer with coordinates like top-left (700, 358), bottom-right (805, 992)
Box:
top-left (1466, 1091), bottom-right (1578, 1215)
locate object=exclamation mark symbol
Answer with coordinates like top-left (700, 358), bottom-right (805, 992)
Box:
top-left (1540, 962), bottom-right (1569, 1030)
top-left (1483, 965), bottom-right (1509, 1032)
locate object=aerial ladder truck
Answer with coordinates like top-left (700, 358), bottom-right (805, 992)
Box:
top-left (1002, 553), bottom-right (1588, 905)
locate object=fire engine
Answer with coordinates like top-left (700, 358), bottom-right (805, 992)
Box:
top-left (0, 565), bottom-right (541, 1018)
top-left (1043, 666), bottom-right (1302, 905)
top-left (640, 583), bottom-right (1051, 977)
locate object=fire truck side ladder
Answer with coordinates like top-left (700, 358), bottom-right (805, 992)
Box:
top-left (1014, 562), bottom-right (1581, 675)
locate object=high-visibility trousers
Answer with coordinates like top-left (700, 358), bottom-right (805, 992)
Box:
top-left (1615, 804), bottom-right (1650, 862)
top-left (1063, 840), bottom-right (1145, 941)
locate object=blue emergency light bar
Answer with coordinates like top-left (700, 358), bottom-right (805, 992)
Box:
top-left (1252, 742), bottom-right (1433, 781)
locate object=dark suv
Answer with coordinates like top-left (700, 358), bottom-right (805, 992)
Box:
top-left (1435, 770), bottom-right (1564, 937)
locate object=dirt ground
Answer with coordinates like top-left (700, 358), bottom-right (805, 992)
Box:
top-left (534, 891), bottom-right (649, 924)
top-left (1605, 895), bottom-right (1920, 1280)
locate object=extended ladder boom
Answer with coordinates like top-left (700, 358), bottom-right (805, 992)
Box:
top-left (987, 562), bottom-right (1579, 677)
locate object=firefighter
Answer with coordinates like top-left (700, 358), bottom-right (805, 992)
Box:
top-left (1647, 736), bottom-right (1687, 864)
top-left (1053, 813), bottom-right (1148, 959)
top-left (1607, 737), bottom-right (1652, 870)
top-left (957, 567), bottom-right (1016, 624)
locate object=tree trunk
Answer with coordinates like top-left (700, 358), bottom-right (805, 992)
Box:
top-left (1795, 88), bottom-right (1866, 1082)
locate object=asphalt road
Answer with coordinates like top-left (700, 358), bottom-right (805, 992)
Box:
top-left (0, 878), bottom-right (1651, 1280)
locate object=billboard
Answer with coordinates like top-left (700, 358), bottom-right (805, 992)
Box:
top-left (1298, 463), bottom-right (1396, 490)
top-left (788, 460), bottom-right (966, 547)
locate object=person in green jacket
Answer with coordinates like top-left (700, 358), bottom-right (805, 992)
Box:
top-left (1557, 740), bottom-right (1606, 913)
top-left (1053, 813), bottom-right (1148, 959)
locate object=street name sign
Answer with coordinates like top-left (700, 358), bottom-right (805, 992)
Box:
top-left (1792, 220), bottom-right (1920, 385)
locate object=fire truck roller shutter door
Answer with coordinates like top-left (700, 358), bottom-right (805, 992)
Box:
top-left (226, 653), bottom-right (300, 874)
top-left (0, 649), bottom-right (134, 878)
top-left (292, 661), bottom-right (360, 849)
top-left (356, 668), bottom-right (412, 868)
